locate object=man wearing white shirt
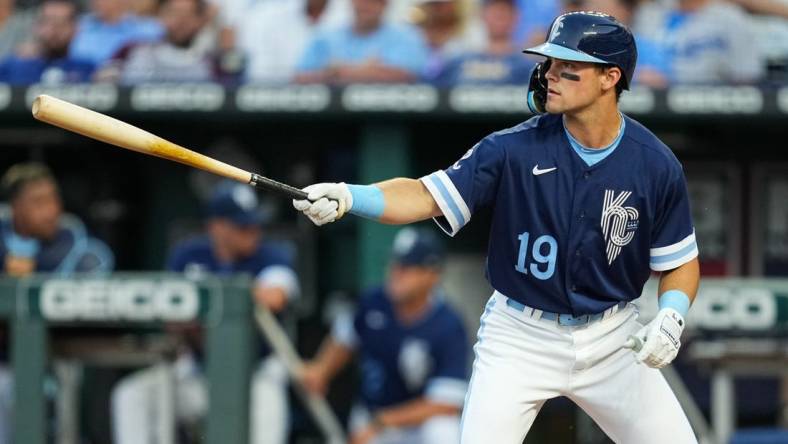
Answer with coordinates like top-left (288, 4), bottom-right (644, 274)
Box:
top-left (237, 0), bottom-right (350, 83)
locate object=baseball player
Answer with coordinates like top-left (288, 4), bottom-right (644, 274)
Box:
top-left (293, 11), bottom-right (700, 443)
top-left (0, 162), bottom-right (114, 444)
top-left (301, 227), bottom-right (468, 444)
top-left (112, 180), bottom-right (299, 444)
top-left (0, 162), bottom-right (114, 276)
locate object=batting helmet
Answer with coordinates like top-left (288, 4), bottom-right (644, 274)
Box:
top-left (522, 11), bottom-right (638, 113)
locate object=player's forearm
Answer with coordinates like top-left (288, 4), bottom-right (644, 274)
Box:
top-left (374, 397), bottom-right (460, 429)
top-left (312, 337), bottom-right (354, 381)
top-left (375, 178), bottom-right (442, 224)
top-left (658, 257), bottom-right (700, 303)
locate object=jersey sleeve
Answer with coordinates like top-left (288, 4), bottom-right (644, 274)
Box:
top-left (330, 309), bottom-right (359, 349)
top-left (333, 289), bottom-right (379, 349)
top-left (420, 136), bottom-right (505, 236)
top-left (424, 318), bottom-right (468, 407)
top-left (256, 265), bottom-right (300, 299)
top-left (254, 243), bottom-right (300, 299)
top-left (649, 165), bottom-right (698, 271)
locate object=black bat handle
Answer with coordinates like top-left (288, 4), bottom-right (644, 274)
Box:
top-left (249, 173), bottom-right (309, 200)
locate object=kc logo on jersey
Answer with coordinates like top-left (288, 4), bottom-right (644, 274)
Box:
top-left (601, 190), bottom-right (639, 265)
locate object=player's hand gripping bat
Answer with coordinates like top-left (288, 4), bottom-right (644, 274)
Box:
top-left (31, 95), bottom-right (310, 201)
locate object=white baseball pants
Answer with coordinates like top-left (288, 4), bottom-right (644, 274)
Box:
top-left (460, 292), bottom-right (697, 444)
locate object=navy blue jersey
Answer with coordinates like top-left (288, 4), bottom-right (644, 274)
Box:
top-left (336, 287), bottom-right (469, 410)
top-left (167, 235), bottom-right (299, 357)
top-left (167, 235), bottom-right (294, 278)
top-left (421, 113), bottom-right (698, 316)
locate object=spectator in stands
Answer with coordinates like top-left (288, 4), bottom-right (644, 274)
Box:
top-left (514, 0), bottom-right (560, 48)
top-left (413, 0), bottom-right (472, 81)
top-left (69, 0), bottom-right (163, 66)
top-left (294, 0), bottom-right (430, 84)
top-left (131, 0), bottom-right (159, 17)
top-left (0, 162), bottom-right (114, 276)
top-left (237, 0), bottom-right (350, 83)
top-left (117, 0), bottom-right (217, 84)
top-left (0, 0), bottom-right (35, 60)
top-left (633, 0), bottom-right (764, 84)
top-left (431, 0), bottom-right (534, 86)
top-left (301, 227), bottom-right (469, 444)
top-left (584, 0), bottom-right (671, 87)
top-left (0, 0), bottom-right (94, 85)
top-left (185, 0), bottom-right (247, 83)
top-left (112, 181), bottom-right (298, 444)
top-left (205, 0), bottom-right (259, 53)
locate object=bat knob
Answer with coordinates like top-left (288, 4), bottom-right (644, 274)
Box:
top-left (624, 336), bottom-right (643, 352)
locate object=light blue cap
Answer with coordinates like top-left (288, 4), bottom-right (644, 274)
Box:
top-left (523, 42), bottom-right (608, 64)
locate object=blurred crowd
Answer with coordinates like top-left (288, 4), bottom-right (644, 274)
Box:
top-left (0, 0), bottom-right (786, 88)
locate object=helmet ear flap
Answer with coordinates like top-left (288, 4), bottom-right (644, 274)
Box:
top-left (526, 60), bottom-right (550, 114)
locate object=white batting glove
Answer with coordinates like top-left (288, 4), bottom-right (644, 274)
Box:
top-left (292, 183), bottom-right (353, 226)
top-left (628, 308), bottom-right (685, 369)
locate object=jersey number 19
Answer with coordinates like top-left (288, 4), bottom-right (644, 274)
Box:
top-left (515, 232), bottom-right (557, 280)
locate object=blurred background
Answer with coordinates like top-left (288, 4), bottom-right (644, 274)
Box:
top-left (0, 0), bottom-right (787, 443)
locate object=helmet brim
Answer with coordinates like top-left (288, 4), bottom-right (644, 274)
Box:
top-left (523, 42), bottom-right (608, 64)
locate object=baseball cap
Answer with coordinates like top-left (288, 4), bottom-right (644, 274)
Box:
top-left (390, 227), bottom-right (446, 268)
top-left (205, 181), bottom-right (269, 226)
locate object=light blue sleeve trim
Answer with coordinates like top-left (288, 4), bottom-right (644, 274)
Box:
top-left (425, 377), bottom-right (468, 407)
top-left (330, 311), bottom-right (358, 349)
top-left (650, 231), bottom-right (699, 271)
top-left (659, 289), bottom-right (690, 317)
top-left (428, 174), bottom-right (467, 227)
top-left (256, 265), bottom-right (300, 300)
top-left (649, 243), bottom-right (698, 271)
top-left (347, 184), bottom-right (384, 220)
top-left (419, 171), bottom-right (471, 237)
top-left (650, 242), bottom-right (698, 264)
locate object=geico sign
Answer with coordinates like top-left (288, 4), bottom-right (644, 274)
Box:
top-left (39, 280), bottom-right (200, 322)
top-left (689, 287), bottom-right (777, 330)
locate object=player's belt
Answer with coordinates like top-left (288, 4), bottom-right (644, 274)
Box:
top-left (500, 293), bottom-right (628, 327)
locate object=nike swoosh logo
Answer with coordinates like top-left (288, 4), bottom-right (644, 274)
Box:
top-left (532, 165), bottom-right (557, 175)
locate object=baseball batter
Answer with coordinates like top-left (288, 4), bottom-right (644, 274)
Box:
top-left (294, 11), bottom-right (700, 443)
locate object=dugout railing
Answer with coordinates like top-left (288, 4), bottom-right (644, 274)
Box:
top-left (1, 274), bottom-right (256, 444)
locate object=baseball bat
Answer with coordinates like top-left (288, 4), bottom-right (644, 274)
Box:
top-left (31, 94), bottom-right (309, 201)
top-left (253, 306), bottom-right (347, 444)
